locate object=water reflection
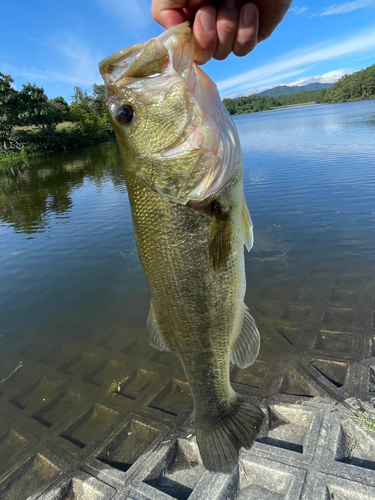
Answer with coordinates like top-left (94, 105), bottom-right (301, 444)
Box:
top-left (0, 99), bottom-right (374, 379)
top-left (0, 101), bottom-right (375, 489)
top-left (0, 143), bottom-right (123, 234)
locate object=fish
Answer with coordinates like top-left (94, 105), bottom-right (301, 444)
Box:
top-left (99, 22), bottom-right (264, 473)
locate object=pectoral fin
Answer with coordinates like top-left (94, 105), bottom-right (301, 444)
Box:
top-left (147, 304), bottom-right (169, 352)
top-left (230, 305), bottom-right (260, 369)
top-left (209, 200), bottom-right (232, 272)
top-left (242, 199), bottom-right (254, 251)
top-left (209, 217), bottom-right (232, 272)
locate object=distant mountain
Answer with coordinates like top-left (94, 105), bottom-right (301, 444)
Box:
top-left (257, 83), bottom-right (333, 97)
top-left (223, 64), bottom-right (375, 115)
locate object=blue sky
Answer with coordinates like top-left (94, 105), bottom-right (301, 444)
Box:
top-left (1, 0), bottom-right (375, 101)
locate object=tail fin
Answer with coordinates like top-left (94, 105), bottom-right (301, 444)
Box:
top-left (195, 396), bottom-right (264, 473)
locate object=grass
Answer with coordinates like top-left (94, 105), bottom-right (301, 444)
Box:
top-left (14, 121), bottom-right (75, 132)
top-left (270, 102), bottom-right (317, 110)
top-left (0, 150), bottom-right (43, 168)
top-left (0, 152), bottom-right (32, 166)
top-left (355, 410), bottom-right (375, 432)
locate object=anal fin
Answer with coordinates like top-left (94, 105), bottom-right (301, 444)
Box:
top-left (230, 305), bottom-right (260, 369)
top-left (147, 304), bottom-right (169, 352)
top-left (242, 199), bottom-right (254, 251)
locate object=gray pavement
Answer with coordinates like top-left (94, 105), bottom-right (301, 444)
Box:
top-left (0, 273), bottom-right (374, 499)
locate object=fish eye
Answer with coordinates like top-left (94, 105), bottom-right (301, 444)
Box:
top-left (116, 105), bottom-right (134, 124)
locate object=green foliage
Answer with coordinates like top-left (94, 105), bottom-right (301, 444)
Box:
top-left (355, 410), bottom-right (375, 433)
top-left (223, 95), bottom-right (280, 115)
top-left (325, 65), bottom-right (375, 102)
top-left (0, 73), bottom-right (21, 151)
top-left (18, 83), bottom-right (69, 132)
top-left (223, 64), bottom-right (375, 115)
top-left (0, 79), bottom-right (113, 159)
top-left (277, 89), bottom-right (324, 106)
top-left (18, 83), bottom-right (48, 127)
top-left (2, 64), bottom-right (374, 157)
top-left (43, 97), bottom-right (70, 131)
top-left (69, 85), bottom-right (112, 140)
top-left (13, 127), bottom-right (97, 155)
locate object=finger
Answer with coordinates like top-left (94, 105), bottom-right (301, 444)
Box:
top-left (183, 7), bottom-right (198, 25)
top-left (214, 0), bottom-right (241, 61)
top-left (251, 0), bottom-right (292, 41)
top-left (193, 5), bottom-right (218, 65)
top-left (187, 0), bottom-right (210, 7)
top-left (151, 0), bottom-right (188, 29)
top-left (233, 3), bottom-right (258, 57)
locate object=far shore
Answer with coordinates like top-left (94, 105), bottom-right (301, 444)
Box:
top-left (2, 97), bottom-right (374, 165)
top-left (230, 95), bottom-right (375, 116)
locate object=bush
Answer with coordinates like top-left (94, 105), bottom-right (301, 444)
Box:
top-left (11, 126), bottom-right (114, 155)
top-left (1, 80), bottom-right (114, 158)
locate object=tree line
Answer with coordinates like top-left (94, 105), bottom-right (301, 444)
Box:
top-left (0, 73), bottom-right (113, 159)
top-left (223, 64), bottom-right (375, 115)
top-left (1, 63), bottom-right (374, 159)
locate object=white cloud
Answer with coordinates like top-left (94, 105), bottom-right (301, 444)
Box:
top-left (290, 6), bottom-right (309, 15)
top-left (95, 0), bottom-right (151, 33)
top-left (287, 68), bottom-right (356, 86)
top-left (224, 66), bottom-right (316, 98)
top-left (321, 0), bottom-right (375, 16)
top-left (217, 26), bottom-right (375, 95)
top-left (318, 68), bottom-right (355, 82)
top-left (224, 69), bottom-right (355, 99)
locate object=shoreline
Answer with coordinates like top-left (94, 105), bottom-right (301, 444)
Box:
top-left (229, 95), bottom-right (375, 116)
top-left (2, 97), bottom-right (374, 164)
top-left (0, 137), bottom-right (116, 168)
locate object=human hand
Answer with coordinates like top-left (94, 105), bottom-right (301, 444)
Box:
top-left (151, 0), bottom-right (293, 64)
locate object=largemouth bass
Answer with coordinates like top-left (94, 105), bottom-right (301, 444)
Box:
top-left (99, 22), bottom-right (264, 473)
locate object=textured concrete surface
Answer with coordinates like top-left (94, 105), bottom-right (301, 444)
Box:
top-left (0, 274), bottom-right (374, 498)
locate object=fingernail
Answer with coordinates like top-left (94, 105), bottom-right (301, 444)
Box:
top-left (242, 3), bottom-right (256, 27)
top-left (200, 8), bottom-right (216, 32)
top-left (225, 0), bottom-right (238, 10)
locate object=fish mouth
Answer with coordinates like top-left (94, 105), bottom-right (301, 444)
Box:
top-left (99, 22), bottom-right (193, 85)
top-left (99, 23), bottom-right (243, 204)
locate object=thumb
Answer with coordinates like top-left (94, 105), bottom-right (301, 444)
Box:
top-left (152, 0), bottom-right (189, 28)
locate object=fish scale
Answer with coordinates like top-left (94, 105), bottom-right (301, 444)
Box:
top-left (100, 22), bottom-right (264, 473)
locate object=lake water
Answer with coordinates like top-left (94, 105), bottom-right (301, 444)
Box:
top-left (0, 99), bottom-right (375, 403)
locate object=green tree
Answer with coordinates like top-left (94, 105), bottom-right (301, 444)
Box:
top-left (18, 83), bottom-right (48, 126)
top-left (16, 83), bottom-right (68, 132)
top-left (43, 97), bottom-right (70, 132)
top-left (69, 85), bottom-right (112, 139)
top-left (91, 84), bottom-right (107, 116)
top-left (0, 73), bottom-right (21, 151)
